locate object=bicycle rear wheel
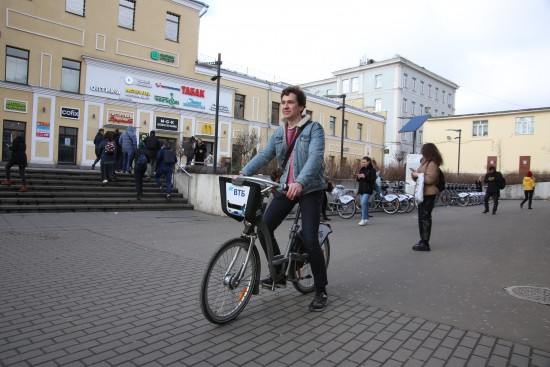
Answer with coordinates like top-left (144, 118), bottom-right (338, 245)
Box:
top-left (200, 238), bottom-right (260, 324)
top-left (291, 237), bottom-right (331, 294)
top-left (382, 198), bottom-right (399, 214)
top-left (337, 201), bottom-right (356, 219)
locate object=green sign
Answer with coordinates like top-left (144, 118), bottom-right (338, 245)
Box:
top-left (5, 99), bottom-right (27, 113)
top-left (384, 148), bottom-right (390, 154)
top-left (151, 50), bottom-right (175, 63)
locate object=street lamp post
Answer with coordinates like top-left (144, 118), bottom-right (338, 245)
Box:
top-left (325, 94), bottom-right (346, 167)
top-left (447, 128), bottom-right (462, 174)
top-left (196, 53), bottom-right (222, 173)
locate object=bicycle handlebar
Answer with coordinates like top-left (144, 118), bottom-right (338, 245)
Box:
top-left (232, 176), bottom-right (287, 194)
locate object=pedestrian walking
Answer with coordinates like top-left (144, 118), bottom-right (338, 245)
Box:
top-left (410, 143), bottom-right (444, 251)
top-left (356, 156), bottom-right (376, 226)
top-left (113, 128), bottom-right (123, 172)
top-left (98, 131), bottom-right (117, 184)
top-left (1, 131), bottom-right (28, 192)
top-left (194, 138), bottom-right (207, 166)
top-left (119, 126), bottom-right (138, 174)
top-left (91, 128), bottom-right (104, 170)
top-left (134, 141), bottom-right (150, 200)
top-left (185, 136), bottom-right (196, 166)
top-left (155, 141), bottom-right (177, 199)
top-left (483, 166), bottom-right (506, 214)
top-left (520, 171), bottom-right (536, 209)
top-left (144, 130), bottom-right (161, 177)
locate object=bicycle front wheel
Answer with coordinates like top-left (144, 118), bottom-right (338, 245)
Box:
top-left (291, 237), bottom-right (331, 294)
top-left (200, 238), bottom-right (260, 324)
top-left (337, 201), bottom-right (356, 219)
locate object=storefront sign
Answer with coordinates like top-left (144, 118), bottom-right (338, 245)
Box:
top-left (183, 98), bottom-right (205, 110)
top-left (155, 116), bottom-right (178, 131)
top-left (36, 121), bottom-right (50, 138)
top-left (201, 124), bottom-right (214, 135)
top-left (154, 93), bottom-right (180, 106)
top-left (150, 50), bottom-right (175, 63)
top-left (209, 104), bottom-right (230, 114)
top-left (125, 88), bottom-right (151, 100)
top-left (4, 98), bottom-right (27, 113)
top-left (90, 85), bottom-right (121, 95)
top-left (155, 82), bottom-right (180, 92)
top-left (107, 110), bottom-right (134, 125)
top-left (125, 76), bottom-right (152, 88)
top-left (60, 106), bottom-right (80, 119)
top-left (181, 86), bottom-right (205, 98)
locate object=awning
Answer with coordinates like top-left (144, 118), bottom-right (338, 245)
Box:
top-left (399, 114), bottom-right (430, 133)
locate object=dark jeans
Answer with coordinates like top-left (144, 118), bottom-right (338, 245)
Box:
top-left (417, 194), bottom-right (436, 243)
top-left (5, 162), bottom-right (26, 185)
top-left (484, 192), bottom-right (499, 213)
top-left (100, 162), bottom-right (115, 181)
top-left (321, 191), bottom-right (328, 216)
top-left (92, 150), bottom-right (101, 167)
top-left (155, 166), bottom-right (173, 193)
top-left (259, 190), bottom-right (328, 289)
top-left (521, 190), bottom-right (534, 208)
top-left (134, 164), bottom-right (146, 195)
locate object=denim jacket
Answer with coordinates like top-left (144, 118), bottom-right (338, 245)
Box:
top-left (241, 115), bottom-right (325, 195)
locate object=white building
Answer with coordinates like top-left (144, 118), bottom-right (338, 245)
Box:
top-left (301, 55), bottom-right (459, 165)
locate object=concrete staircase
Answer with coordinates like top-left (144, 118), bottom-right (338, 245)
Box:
top-left (0, 166), bottom-right (193, 213)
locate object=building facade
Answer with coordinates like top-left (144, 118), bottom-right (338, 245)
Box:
top-left (1, 0), bottom-right (384, 172)
top-left (423, 107), bottom-right (550, 174)
top-left (301, 55), bottom-right (459, 165)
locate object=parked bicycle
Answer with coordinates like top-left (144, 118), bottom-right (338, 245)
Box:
top-left (325, 184), bottom-right (356, 219)
top-left (200, 176), bottom-right (331, 324)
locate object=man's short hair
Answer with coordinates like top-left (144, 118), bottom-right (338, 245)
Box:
top-left (281, 86), bottom-right (307, 108)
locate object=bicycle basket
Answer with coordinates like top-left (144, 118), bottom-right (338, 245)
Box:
top-left (219, 176), bottom-right (263, 223)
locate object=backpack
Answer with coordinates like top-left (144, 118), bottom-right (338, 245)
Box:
top-left (498, 175), bottom-right (506, 190)
top-left (136, 153), bottom-right (147, 166)
top-left (104, 141), bottom-right (116, 154)
top-left (163, 149), bottom-right (177, 164)
top-left (436, 168), bottom-right (446, 192)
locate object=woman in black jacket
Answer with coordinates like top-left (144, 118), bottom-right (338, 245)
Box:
top-left (356, 156), bottom-right (376, 226)
top-left (1, 131), bottom-right (28, 192)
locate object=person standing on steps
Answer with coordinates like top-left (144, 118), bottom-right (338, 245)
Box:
top-left (520, 171), bottom-right (536, 210)
top-left (194, 138), bottom-right (207, 166)
top-left (92, 128), bottom-right (104, 170)
top-left (133, 141), bottom-right (150, 200)
top-left (483, 166), bottom-right (506, 215)
top-left (410, 143), bottom-right (444, 252)
top-left (119, 126), bottom-right (137, 174)
top-left (1, 131), bottom-right (28, 192)
top-left (155, 141), bottom-right (177, 199)
top-left (144, 130), bottom-right (161, 178)
top-left (356, 156), bottom-right (376, 226)
top-left (98, 131), bottom-right (117, 184)
top-left (239, 86), bottom-right (329, 312)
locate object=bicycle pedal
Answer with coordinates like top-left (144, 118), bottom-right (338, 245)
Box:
top-left (260, 283), bottom-right (277, 291)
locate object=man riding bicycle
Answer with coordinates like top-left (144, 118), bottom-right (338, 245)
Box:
top-left (239, 86), bottom-right (329, 312)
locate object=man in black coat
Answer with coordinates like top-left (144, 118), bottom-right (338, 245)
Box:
top-left (483, 166), bottom-right (506, 214)
top-left (92, 128), bottom-right (104, 170)
top-left (144, 130), bottom-right (161, 176)
top-left (1, 131), bottom-right (28, 192)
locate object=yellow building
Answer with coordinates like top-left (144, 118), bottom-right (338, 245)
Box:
top-left (423, 107), bottom-right (550, 174)
top-left (1, 0), bottom-right (384, 170)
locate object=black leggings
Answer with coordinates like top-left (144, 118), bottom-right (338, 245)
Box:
top-left (520, 190), bottom-right (534, 208)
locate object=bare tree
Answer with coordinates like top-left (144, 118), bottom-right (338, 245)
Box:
top-left (393, 149), bottom-right (407, 167)
top-left (233, 129), bottom-right (260, 170)
top-left (495, 138), bottom-right (504, 171)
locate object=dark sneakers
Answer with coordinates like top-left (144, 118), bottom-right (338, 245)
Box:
top-left (413, 241), bottom-right (430, 251)
top-left (309, 289), bottom-right (328, 312)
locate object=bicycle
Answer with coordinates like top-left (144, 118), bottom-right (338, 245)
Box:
top-left (325, 184), bottom-right (356, 219)
top-left (200, 176), bottom-right (332, 324)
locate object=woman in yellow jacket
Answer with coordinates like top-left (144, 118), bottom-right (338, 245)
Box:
top-left (520, 171), bottom-right (536, 209)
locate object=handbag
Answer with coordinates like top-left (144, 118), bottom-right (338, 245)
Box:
top-left (414, 173), bottom-right (425, 204)
top-left (270, 122), bottom-right (310, 182)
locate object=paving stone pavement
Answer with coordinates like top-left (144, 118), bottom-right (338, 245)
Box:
top-left (1, 212), bottom-right (549, 367)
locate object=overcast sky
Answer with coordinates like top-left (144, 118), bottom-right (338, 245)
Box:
top-left (197, 0), bottom-right (550, 115)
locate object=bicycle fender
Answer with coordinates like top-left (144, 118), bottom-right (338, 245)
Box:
top-left (458, 192), bottom-right (469, 198)
top-left (318, 223), bottom-right (333, 246)
top-left (384, 194), bottom-right (398, 201)
top-left (339, 195), bottom-right (355, 204)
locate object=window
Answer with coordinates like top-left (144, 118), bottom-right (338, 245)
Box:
top-left (119, 0), bottom-right (136, 30)
top-left (403, 74), bottom-right (408, 88)
top-left (515, 117), bottom-right (534, 135)
top-left (402, 98), bottom-right (407, 113)
top-left (166, 12), bottom-right (180, 42)
top-left (271, 102), bottom-right (280, 125)
top-left (472, 120), bottom-right (488, 137)
top-left (343, 120), bottom-right (348, 138)
top-left (428, 84), bottom-right (432, 98)
top-left (448, 93), bottom-right (452, 107)
top-left (329, 116), bottom-right (336, 135)
top-left (411, 101), bottom-right (416, 115)
top-left (66, 0), bottom-right (85, 16)
top-left (412, 77), bottom-right (417, 92)
top-left (342, 79), bottom-right (350, 93)
top-left (61, 58), bottom-right (81, 93)
top-left (234, 94), bottom-right (245, 119)
top-left (442, 90), bottom-right (446, 103)
top-left (357, 123), bottom-right (363, 141)
top-left (351, 77), bottom-right (359, 92)
top-left (5, 46), bottom-right (29, 84)
top-left (374, 98), bottom-right (382, 112)
top-left (435, 87), bottom-right (439, 101)
top-left (420, 81), bottom-right (424, 94)
top-left (375, 74), bottom-right (382, 88)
